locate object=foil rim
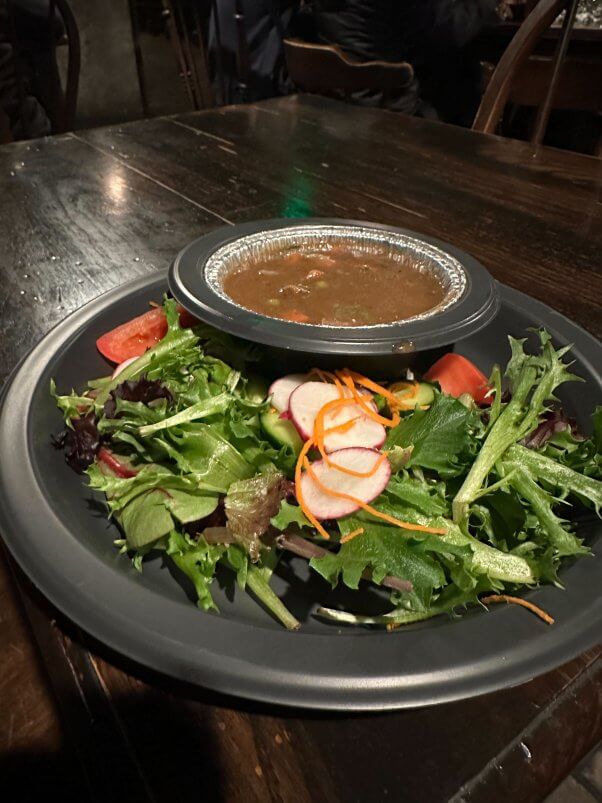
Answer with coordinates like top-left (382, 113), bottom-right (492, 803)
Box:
top-left (203, 225), bottom-right (467, 329)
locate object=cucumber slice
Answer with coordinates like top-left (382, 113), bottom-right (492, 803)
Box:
top-left (260, 410), bottom-right (303, 454)
top-left (390, 381), bottom-right (435, 409)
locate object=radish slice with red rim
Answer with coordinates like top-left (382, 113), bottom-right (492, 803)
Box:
top-left (323, 413), bottom-right (385, 453)
top-left (111, 356), bottom-right (139, 379)
top-left (268, 374), bottom-right (307, 413)
top-left (299, 447), bottom-right (391, 520)
top-left (289, 381), bottom-right (384, 451)
top-left (289, 382), bottom-right (340, 439)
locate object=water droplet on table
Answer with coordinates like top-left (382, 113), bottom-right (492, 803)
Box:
top-left (133, 256), bottom-right (140, 262)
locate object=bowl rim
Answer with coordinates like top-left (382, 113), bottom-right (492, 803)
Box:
top-left (169, 218), bottom-right (500, 356)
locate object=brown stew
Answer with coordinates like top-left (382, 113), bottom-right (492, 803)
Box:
top-left (222, 245), bottom-right (445, 325)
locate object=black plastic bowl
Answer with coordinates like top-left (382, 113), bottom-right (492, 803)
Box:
top-left (169, 219), bottom-right (500, 377)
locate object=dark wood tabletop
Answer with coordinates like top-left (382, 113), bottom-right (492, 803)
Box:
top-left (0, 95), bottom-right (600, 803)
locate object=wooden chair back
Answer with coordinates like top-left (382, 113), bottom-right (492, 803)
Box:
top-left (162, 0), bottom-right (214, 110)
top-left (50, 0), bottom-right (80, 132)
top-left (283, 38), bottom-right (413, 101)
top-left (473, 0), bottom-right (599, 144)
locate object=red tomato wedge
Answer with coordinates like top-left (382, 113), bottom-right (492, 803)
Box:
top-left (96, 305), bottom-right (198, 364)
top-left (424, 353), bottom-right (491, 405)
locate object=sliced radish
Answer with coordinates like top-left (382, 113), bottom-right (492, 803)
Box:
top-left (289, 382), bottom-right (340, 439)
top-left (111, 356), bottom-right (139, 379)
top-left (268, 374), bottom-right (307, 413)
top-left (300, 447), bottom-right (391, 520)
top-left (324, 413), bottom-right (385, 453)
top-left (288, 381), bottom-right (385, 451)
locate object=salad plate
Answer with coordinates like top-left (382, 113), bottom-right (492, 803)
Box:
top-left (0, 269), bottom-right (600, 711)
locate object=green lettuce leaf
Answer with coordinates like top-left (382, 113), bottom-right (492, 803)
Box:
top-left (270, 500), bottom-right (311, 531)
top-left (311, 521), bottom-right (448, 608)
top-left (386, 393), bottom-right (480, 478)
top-left (166, 531), bottom-right (225, 611)
top-left (505, 443), bottom-right (602, 513)
top-left (453, 331), bottom-right (579, 525)
top-left (119, 491), bottom-right (175, 549)
top-left (87, 462), bottom-right (219, 548)
top-left (50, 379), bottom-right (94, 423)
top-left (222, 545), bottom-right (299, 629)
top-left (382, 473), bottom-right (449, 518)
top-left (150, 423), bottom-right (254, 491)
top-left (499, 463), bottom-right (589, 558)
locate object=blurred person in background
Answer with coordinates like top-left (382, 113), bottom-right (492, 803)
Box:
top-left (298, 0), bottom-right (502, 125)
top-left (209, 0), bottom-right (301, 104)
top-left (0, 0), bottom-right (64, 140)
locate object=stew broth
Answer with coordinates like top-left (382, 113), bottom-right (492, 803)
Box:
top-left (222, 245), bottom-right (445, 325)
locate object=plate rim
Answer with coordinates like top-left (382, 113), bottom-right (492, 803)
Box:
top-left (0, 270), bottom-right (600, 712)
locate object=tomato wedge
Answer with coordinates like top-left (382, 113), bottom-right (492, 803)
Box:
top-left (424, 353), bottom-right (491, 405)
top-left (96, 305), bottom-right (198, 364)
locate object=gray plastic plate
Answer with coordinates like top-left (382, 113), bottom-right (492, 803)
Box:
top-left (0, 272), bottom-right (599, 710)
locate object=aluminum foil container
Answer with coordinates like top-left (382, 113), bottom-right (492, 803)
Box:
top-left (204, 225), bottom-right (467, 329)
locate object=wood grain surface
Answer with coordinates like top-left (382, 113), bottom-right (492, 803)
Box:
top-left (0, 95), bottom-right (600, 803)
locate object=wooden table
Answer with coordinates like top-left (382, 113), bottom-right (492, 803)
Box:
top-left (0, 95), bottom-right (600, 802)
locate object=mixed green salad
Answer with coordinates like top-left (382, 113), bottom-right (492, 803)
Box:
top-left (52, 299), bottom-right (601, 630)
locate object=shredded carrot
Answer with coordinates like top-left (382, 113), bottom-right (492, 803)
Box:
top-left (344, 370), bottom-right (405, 406)
top-left (331, 375), bottom-right (345, 397)
top-left (322, 449), bottom-right (388, 479)
top-left (293, 370), bottom-right (446, 541)
top-left (314, 397), bottom-right (353, 439)
top-left (321, 416), bottom-right (387, 478)
top-left (481, 594), bottom-right (554, 625)
top-left (313, 397), bottom-right (387, 478)
top-left (310, 368), bottom-right (337, 384)
top-left (336, 372), bottom-right (400, 427)
top-left (310, 377), bottom-right (396, 475)
top-left (295, 438), bottom-right (330, 540)
top-left (323, 417), bottom-right (361, 436)
top-left (303, 458), bottom-right (446, 535)
top-left (313, 368), bottom-right (345, 397)
top-left (344, 370), bottom-right (417, 411)
top-left (389, 381), bottom-right (419, 401)
top-left (313, 396), bottom-right (358, 462)
top-left (340, 528), bottom-right (364, 544)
